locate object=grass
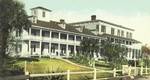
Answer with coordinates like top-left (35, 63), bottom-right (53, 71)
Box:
top-left (14, 58), bottom-right (115, 80)
top-left (15, 58), bottom-right (91, 74)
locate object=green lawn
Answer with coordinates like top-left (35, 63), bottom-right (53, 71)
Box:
top-left (15, 58), bottom-right (91, 74)
top-left (14, 58), bottom-right (114, 80)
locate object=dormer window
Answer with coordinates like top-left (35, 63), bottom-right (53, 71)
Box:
top-left (96, 25), bottom-right (99, 31)
top-left (42, 11), bottom-right (46, 17)
top-left (33, 10), bottom-right (37, 16)
top-left (101, 25), bottom-right (106, 33)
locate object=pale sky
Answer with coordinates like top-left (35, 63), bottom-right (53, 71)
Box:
top-left (20, 0), bottom-right (150, 44)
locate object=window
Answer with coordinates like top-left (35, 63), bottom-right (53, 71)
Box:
top-left (16, 44), bottom-right (22, 53)
top-left (111, 28), bottom-right (115, 35)
top-left (117, 30), bottom-right (120, 36)
top-left (42, 31), bottom-right (50, 37)
top-left (115, 39), bottom-right (118, 43)
top-left (76, 36), bottom-right (81, 41)
top-left (129, 41), bottom-right (132, 45)
top-left (126, 32), bottom-right (129, 38)
top-left (96, 25), bottom-right (99, 31)
top-left (129, 33), bottom-right (132, 38)
top-left (42, 11), bottom-right (46, 17)
top-left (60, 33), bottom-right (67, 39)
top-left (52, 32), bottom-right (59, 38)
top-left (33, 10), bottom-right (37, 15)
top-left (121, 31), bottom-right (124, 37)
top-left (16, 30), bottom-right (21, 37)
top-left (101, 25), bottom-right (106, 33)
top-left (132, 49), bottom-right (135, 59)
top-left (31, 44), bottom-right (36, 52)
top-left (126, 41), bottom-right (129, 45)
top-left (31, 29), bottom-right (40, 36)
top-left (69, 35), bottom-right (74, 40)
top-left (111, 38), bottom-right (114, 42)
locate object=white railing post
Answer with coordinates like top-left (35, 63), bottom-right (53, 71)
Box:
top-left (128, 66), bottom-right (131, 76)
top-left (122, 66), bottom-right (124, 75)
top-left (24, 61), bottom-right (29, 80)
top-left (67, 70), bottom-right (70, 80)
top-left (146, 66), bottom-right (148, 74)
top-left (93, 68), bottom-right (96, 80)
top-left (140, 66), bottom-right (143, 75)
top-left (25, 71), bottom-right (29, 80)
top-left (113, 68), bottom-right (116, 77)
top-left (134, 67), bottom-right (137, 76)
top-left (24, 61), bottom-right (27, 74)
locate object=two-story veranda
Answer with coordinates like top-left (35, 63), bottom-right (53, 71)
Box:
top-left (15, 20), bottom-right (102, 58)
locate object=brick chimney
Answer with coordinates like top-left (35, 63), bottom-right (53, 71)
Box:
top-left (91, 15), bottom-right (96, 21)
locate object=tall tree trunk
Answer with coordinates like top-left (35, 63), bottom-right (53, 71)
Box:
top-left (0, 30), bottom-right (9, 76)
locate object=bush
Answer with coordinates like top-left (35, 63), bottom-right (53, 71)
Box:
top-left (71, 53), bottom-right (91, 66)
top-left (17, 57), bottom-right (39, 62)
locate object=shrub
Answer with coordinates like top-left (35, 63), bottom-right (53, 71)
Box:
top-left (71, 53), bottom-right (91, 66)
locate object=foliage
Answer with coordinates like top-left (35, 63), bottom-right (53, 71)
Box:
top-left (101, 40), bottom-right (128, 68)
top-left (71, 53), bottom-right (91, 66)
top-left (142, 45), bottom-right (150, 56)
top-left (80, 38), bottom-right (100, 67)
top-left (0, 0), bottom-right (31, 76)
top-left (141, 45), bottom-right (150, 67)
top-left (80, 38), bottom-right (100, 59)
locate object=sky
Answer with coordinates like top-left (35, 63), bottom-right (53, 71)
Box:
top-left (20, 0), bottom-right (150, 45)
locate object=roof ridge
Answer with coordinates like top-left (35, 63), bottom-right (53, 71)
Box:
top-left (69, 19), bottom-right (134, 31)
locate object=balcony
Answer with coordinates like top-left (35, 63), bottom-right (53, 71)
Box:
top-left (30, 35), bottom-right (41, 41)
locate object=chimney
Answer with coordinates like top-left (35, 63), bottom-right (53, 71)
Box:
top-left (91, 15), bottom-right (96, 21)
top-left (60, 19), bottom-right (65, 23)
top-left (59, 19), bottom-right (66, 29)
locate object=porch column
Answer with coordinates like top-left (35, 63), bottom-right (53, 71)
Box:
top-left (29, 28), bottom-right (31, 56)
top-left (74, 35), bottom-right (77, 56)
top-left (81, 36), bottom-right (83, 40)
top-left (134, 49), bottom-right (136, 60)
top-left (58, 32), bottom-right (61, 56)
top-left (49, 31), bottom-right (52, 57)
top-left (131, 49), bottom-right (133, 60)
top-left (39, 42), bottom-right (42, 58)
top-left (66, 44), bottom-right (69, 57)
top-left (66, 34), bottom-right (69, 57)
top-left (39, 29), bottom-right (42, 58)
top-left (127, 50), bottom-right (130, 60)
top-left (29, 27), bottom-right (31, 36)
top-left (29, 40), bottom-right (31, 56)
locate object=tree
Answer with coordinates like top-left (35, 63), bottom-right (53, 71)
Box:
top-left (142, 45), bottom-right (150, 56)
top-left (0, 0), bottom-right (31, 76)
top-left (80, 38), bottom-right (100, 67)
top-left (101, 40), bottom-right (128, 68)
top-left (141, 45), bottom-right (150, 67)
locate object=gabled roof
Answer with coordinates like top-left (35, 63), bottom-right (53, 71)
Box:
top-left (32, 20), bottom-right (96, 36)
top-left (69, 19), bottom-right (134, 31)
top-left (31, 6), bottom-right (52, 12)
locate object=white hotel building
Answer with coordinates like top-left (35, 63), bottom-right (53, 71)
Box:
top-left (12, 7), bottom-right (142, 61)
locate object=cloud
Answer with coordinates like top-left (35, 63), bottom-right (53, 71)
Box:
top-left (49, 9), bottom-right (150, 44)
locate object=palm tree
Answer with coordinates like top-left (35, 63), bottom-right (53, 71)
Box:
top-left (0, 0), bottom-right (31, 76)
